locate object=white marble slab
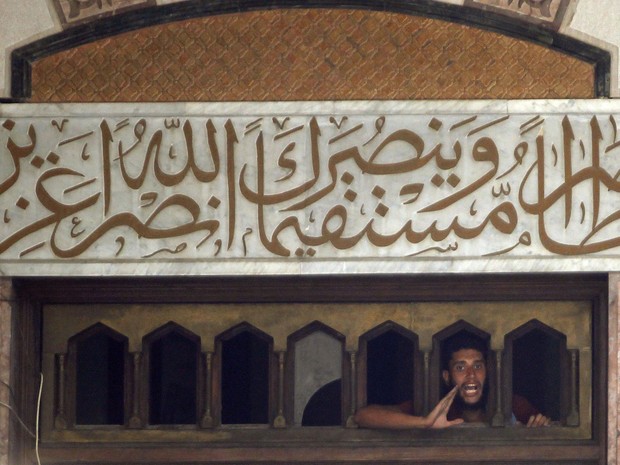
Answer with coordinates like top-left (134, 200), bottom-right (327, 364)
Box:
top-left (0, 100), bottom-right (618, 276)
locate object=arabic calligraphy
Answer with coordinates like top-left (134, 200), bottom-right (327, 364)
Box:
top-left (53, 0), bottom-right (155, 26)
top-left (465, 0), bottom-right (567, 27)
top-left (1, 107), bottom-right (619, 261)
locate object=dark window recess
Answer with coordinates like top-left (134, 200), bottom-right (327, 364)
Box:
top-left (512, 328), bottom-right (563, 421)
top-left (149, 330), bottom-right (198, 425)
top-left (366, 330), bottom-right (414, 405)
top-left (75, 331), bottom-right (125, 425)
top-left (302, 379), bottom-right (341, 426)
top-left (221, 331), bottom-right (270, 424)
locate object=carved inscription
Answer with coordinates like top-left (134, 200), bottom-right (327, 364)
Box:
top-left (0, 105), bottom-right (619, 264)
top-left (53, 0), bottom-right (155, 27)
top-left (465, 0), bottom-right (569, 28)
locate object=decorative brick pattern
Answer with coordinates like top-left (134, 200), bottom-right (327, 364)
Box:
top-left (29, 8), bottom-right (595, 102)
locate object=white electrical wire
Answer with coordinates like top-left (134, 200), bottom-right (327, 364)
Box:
top-left (35, 373), bottom-right (42, 465)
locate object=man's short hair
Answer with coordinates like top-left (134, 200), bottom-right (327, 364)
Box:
top-left (441, 332), bottom-right (488, 371)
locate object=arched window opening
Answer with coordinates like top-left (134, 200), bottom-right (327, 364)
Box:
top-left (144, 322), bottom-right (200, 425)
top-left (288, 321), bottom-right (345, 427)
top-left (217, 323), bottom-right (272, 425)
top-left (431, 321), bottom-right (492, 417)
top-left (360, 322), bottom-right (419, 408)
top-left (69, 323), bottom-right (127, 426)
top-left (505, 320), bottom-right (569, 424)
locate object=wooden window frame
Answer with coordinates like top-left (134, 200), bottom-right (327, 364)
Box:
top-left (10, 273), bottom-right (608, 465)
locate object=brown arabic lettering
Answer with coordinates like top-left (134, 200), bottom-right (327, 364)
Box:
top-left (0, 167), bottom-right (101, 254)
top-left (1, 122), bottom-right (36, 194)
top-left (240, 117), bottom-right (321, 206)
top-left (419, 136), bottom-right (499, 212)
top-left (259, 200), bottom-right (518, 257)
top-left (49, 194), bottom-right (218, 258)
top-left (519, 124), bottom-right (620, 255)
top-left (1, 112), bottom-right (618, 260)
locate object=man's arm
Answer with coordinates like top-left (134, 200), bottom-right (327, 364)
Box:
top-left (354, 386), bottom-right (464, 429)
top-left (354, 403), bottom-right (429, 429)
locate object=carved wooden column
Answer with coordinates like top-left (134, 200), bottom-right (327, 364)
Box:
top-left (345, 351), bottom-right (357, 428)
top-left (566, 349), bottom-right (580, 426)
top-left (491, 349), bottom-right (504, 426)
top-left (273, 351), bottom-right (286, 428)
top-left (200, 352), bottom-right (214, 428)
top-left (128, 352), bottom-right (142, 428)
top-left (54, 354), bottom-right (67, 429)
top-left (423, 351), bottom-right (430, 414)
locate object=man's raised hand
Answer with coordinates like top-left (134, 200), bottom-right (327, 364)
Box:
top-left (425, 386), bottom-right (465, 429)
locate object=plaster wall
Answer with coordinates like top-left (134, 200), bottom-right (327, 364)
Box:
top-left (567, 0), bottom-right (620, 96)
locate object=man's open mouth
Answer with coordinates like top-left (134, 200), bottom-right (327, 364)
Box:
top-left (462, 383), bottom-right (480, 395)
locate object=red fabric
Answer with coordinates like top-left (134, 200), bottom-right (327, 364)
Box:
top-left (511, 394), bottom-right (540, 424)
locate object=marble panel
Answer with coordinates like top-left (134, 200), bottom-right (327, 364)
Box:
top-left (0, 100), bottom-right (618, 276)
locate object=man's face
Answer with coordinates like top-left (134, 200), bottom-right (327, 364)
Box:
top-left (442, 348), bottom-right (486, 406)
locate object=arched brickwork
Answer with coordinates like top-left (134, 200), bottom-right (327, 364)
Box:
top-left (10, 2), bottom-right (609, 102)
